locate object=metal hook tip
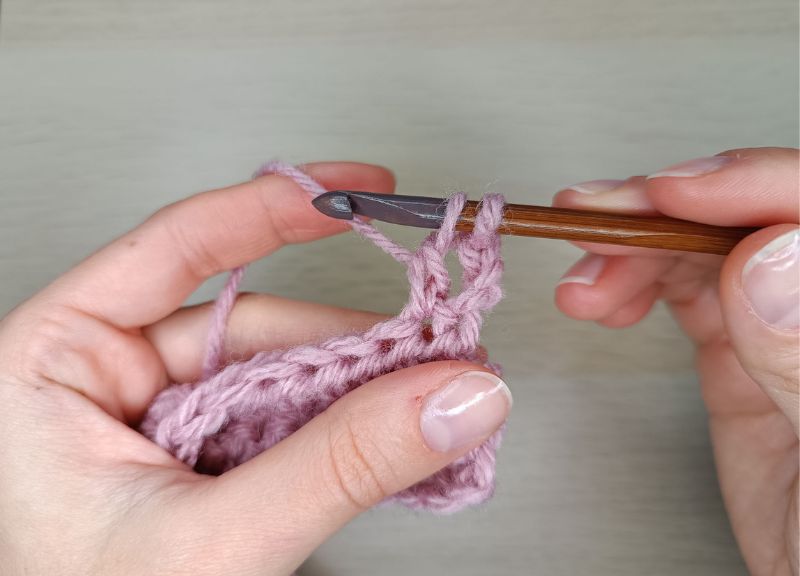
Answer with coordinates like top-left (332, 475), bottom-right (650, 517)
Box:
top-left (312, 191), bottom-right (354, 220)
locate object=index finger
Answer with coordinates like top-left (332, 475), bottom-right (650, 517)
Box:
top-left (645, 147), bottom-right (799, 226)
top-left (553, 147), bottom-right (800, 257)
top-left (36, 162), bottom-right (395, 328)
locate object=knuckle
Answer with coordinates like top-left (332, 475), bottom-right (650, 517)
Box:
top-left (253, 181), bottom-right (293, 246)
top-left (0, 305), bottom-right (76, 384)
top-left (324, 410), bottom-right (393, 511)
top-left (251, 173), bottom-right (325, 246)
top-left (152, 203), bottom-right (224, 279)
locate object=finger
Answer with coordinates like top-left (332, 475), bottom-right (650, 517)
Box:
top-left (555, 253), bottom-right (675, 321)
top-left (553, 178), bottom-right (729, 341)
top-left (718, 225), bottom-right (800, 431)
top-left (555, 177), bottom-right (688, 257)
top-left (554, 176), bottom-right (660, 215)
top-left (187, 362), bottom-right (512, 575)
top-left (37, 162), bottom-right (395, 328)
top-left (144, 294), bottom-right (388, 383)
top-left (646, 147), bottom-right (799, 226)
top-left (597, 284), bottom-right (659, 328)
top-left (555, 148), bottom-right (800, 251)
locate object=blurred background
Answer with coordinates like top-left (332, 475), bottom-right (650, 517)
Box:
top-left (1, 2), bottom-right (797, 574)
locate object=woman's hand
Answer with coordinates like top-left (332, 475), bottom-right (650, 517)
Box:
top-left (0, 161), bottom-right (511, 576)
top-left (553, 147), bottom-right (799, 576)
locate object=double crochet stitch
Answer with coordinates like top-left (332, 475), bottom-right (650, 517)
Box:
top-left (141, 161), bottom-right (506, 513)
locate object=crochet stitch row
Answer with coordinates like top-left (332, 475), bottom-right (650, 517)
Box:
top-left (141, 161), bottom-right (506, 513)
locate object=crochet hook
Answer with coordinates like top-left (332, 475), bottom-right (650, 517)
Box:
top-left (312, 191), bottom-right (757, 255)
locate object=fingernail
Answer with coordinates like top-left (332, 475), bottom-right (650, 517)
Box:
top-left (557, 253), bottom-right (606, 286)
top-left (647, 155), bottom-right (733, 179)
top-left (420, 371), bottom-right (512, 453)
top-left (567, 179), bottom-right (625, 194)
top-left (742, 229), bottom-right (800, 330)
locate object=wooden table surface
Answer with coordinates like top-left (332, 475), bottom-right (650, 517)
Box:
top-left (1, 2), bottom-right (797, 574)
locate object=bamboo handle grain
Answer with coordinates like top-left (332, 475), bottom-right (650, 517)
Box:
top-left (457, 202), bottom-right (757, 255)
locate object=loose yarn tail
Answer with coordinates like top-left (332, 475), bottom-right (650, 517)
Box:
top-left (202, 160), bottom-right (414, 375)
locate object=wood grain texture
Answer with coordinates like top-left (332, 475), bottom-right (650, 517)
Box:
top-left (0, 1), bottom-right (797, 574)
top-left (458, 202), bottom-right (757, 254)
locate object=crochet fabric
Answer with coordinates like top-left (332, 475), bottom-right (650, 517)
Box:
top-left (141, 161), bottom-right (506, 513)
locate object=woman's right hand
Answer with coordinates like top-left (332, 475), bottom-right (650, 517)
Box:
top-left (553, 147), bottom-right (799, 576)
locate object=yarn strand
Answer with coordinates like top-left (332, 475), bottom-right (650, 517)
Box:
top-left (202, 266), bottom-right (245, 379)
top-left (143, 162), bottom-right (506, 514)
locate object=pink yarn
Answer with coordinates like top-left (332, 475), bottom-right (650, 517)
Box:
top-left (141, 161), bottom-right (506, 513)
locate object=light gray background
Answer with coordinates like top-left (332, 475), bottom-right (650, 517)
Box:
top-left (1, 2), bottom-right (798, 574)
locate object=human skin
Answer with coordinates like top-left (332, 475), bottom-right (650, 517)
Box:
top-left (554, 147), bottom-right (799, 576)
top-left (0, 161), bottom-right (511, 575)
top-left (0, 150), bottom-right (796, 575)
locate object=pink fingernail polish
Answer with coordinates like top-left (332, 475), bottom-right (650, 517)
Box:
top-left (558, 254), bottom-right (607, 286)
top-left (567, 179), bottom-right (625, 194)
top-left (647, 155), bottom-right (733, 179)
top-left (742, 229), bottom-right (800, 330)
top-left (420, 371), bottom-right (512, 453)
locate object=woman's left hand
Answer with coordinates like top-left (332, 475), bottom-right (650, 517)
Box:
top-left (0, 161), bottom-right (511, 575)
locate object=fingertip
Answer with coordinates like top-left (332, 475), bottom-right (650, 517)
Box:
top-left (260, 161), bottom-right (397, 239)
top-left (646, 155), bottom-right (733, 180)
top-left (718, 224), bottom-right (800, 427)
top-left (419, 368), bottom-right (511, 454)
top-left (557, 178), bottom-right (625, 197)
top-left (248, 159), bottom-right (398, 236)
top-left (552, 187), bottom-right (578, 208)
top-left (555, 253), bottom-right (673, 322)
top-left (247, 172), bottom-right (354, 242)
top-left (644, 171), bottom-right (725, 224)
top-left (302, 161), bottom-right (396, 194)
top-left (555, 252), bottom-right (608, 320)
top-left (720, 224), bottom-right (800, 332)
top-left (644, 148), bottom-right (799, 226)
top-left (554, 176), bottom-right (660, 215)
top-left (555, 281), bottom-right (609, 321)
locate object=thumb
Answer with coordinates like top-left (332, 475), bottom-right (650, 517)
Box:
top-left (720, 225), bottom-right (800, 430)
top-left (182, 361), bottom-right (511, 575)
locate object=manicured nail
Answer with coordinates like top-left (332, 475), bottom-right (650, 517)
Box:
top-left (742, 229), bottom-right (800, 330)
top-left (567, 179), bottom-right (625, 194)
top-left (647, 155), bottom-right (733, 179)
top-left (420, 371), bottom-right (512, 453)
top-left (557, 253), bottom-right (606, 286)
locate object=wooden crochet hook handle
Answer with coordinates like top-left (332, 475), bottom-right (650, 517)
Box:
top-left (458, 202), bottom-right (756, 255)
top-left (314, 191), bottom-right (758, 255)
